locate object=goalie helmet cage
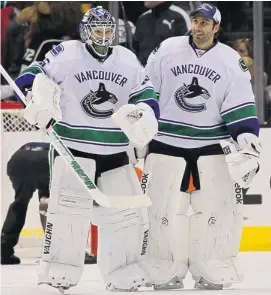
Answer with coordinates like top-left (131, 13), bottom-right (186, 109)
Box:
top-left (0, 101), bottom-right (96, 258)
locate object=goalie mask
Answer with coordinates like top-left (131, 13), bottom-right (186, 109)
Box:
top-left (79, 6), bottom-right (116, 57)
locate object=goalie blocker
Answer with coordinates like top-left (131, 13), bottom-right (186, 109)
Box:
top-left (140, 140), bottom-right (244, 289)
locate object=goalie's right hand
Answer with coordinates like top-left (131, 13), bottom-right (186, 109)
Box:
top-left (23, 73), bottom-right (62, 129)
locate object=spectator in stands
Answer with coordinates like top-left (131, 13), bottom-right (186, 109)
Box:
top-left (1, 1), bottom-right (85, 101)
top-left (1, 2), bottom-right (18, 69)
top-left (1, 1), bottom-right (34, 97)
top-left (1, 2), bottom-right (33, 73)
top-left (133, 1), bottom-right (191, 65)
top-left (233, 38), bottom-right (268, 87)
top-left (1, 142), bottom-right (50, 265)
top-left (233, 38), bottom-right (253, 59)
top-left (233, 38), bottom-right (271, 123)
top-left (17, 1), bottom-right (84, 71)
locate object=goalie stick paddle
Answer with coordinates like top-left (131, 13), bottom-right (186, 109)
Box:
top-left (0, 64), bottom-right (151, 209)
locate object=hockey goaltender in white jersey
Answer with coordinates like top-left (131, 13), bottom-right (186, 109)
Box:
top-left (140, 3), bottom-right (262, 291)
top-left (147, 37), bottom-right (257, 150)
top-left (17, 40), bottom-right (159, 155)
top-left (15, 7), bottom-right (159, 293)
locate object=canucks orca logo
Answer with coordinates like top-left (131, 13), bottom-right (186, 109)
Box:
top-left (81, 83), bottom-right (118, 119)
top-left (239, 58), bottom-right (248, 72)
top-left (175, 77), bottom-right (210, 112)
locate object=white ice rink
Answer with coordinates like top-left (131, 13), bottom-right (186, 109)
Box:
top-left (1, 252), bottom-right (271, 295)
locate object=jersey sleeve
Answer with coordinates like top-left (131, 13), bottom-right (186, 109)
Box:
top-left (145, 43), bottom-right (162, 97)
top-left (128, 59), bottom-right (160, 119)
top-left (14, 42), bottom-right (72, 103)
top-left (220, 56), bottom-right (259, 140)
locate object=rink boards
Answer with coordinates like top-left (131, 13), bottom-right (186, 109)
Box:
top-left (1, 127), bottom-right (270, 252)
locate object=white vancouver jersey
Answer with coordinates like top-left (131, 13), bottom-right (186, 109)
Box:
top-left (17, 40), bottom-right (157, 154)
top-left (146, 36), bottom-right (259, 149)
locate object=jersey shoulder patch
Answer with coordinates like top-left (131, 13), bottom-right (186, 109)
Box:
top-left (238, 58), bottom-right (248, 72)
top-left (218, 43), bottom-right (250, 75)
top-left (46, 40), bottom-right (83, 62)
top-left (50, 44), bottom-right (64, 56)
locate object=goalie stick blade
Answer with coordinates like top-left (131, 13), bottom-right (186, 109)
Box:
top-left (92, 190), bottom-right (152, 209)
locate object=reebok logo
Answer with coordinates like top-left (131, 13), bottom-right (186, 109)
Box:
top-left (141, 173), bottom-right (149, 194)
top-left (235, 183), bottom-right (243, 204)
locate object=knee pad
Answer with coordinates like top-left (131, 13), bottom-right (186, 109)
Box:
top-left (189, 155), bottom-right (243, 284)
top-left (141, 153), bottom-right (190, 284)
top-left (39, 156), bottom-right (94, 288)
top-left (94, 164), bottom-right (149, 289)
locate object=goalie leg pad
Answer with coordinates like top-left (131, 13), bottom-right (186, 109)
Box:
top-left (38, 156), bottom-right (95, 289)
top-left (189, 155), bottom-right (243, 285)
top-left (140, 153), bottom-right (190, 285)
top-left (94, 164), bottom-right (149, 290)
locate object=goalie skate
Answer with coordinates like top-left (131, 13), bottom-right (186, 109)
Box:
top-left (194, 277), bottom-right (223, 290)
top-left (152, 277), bottom-right (184, 290)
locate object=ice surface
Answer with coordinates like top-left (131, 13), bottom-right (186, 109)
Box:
top-left (1, 252), bottom-right (271, 295)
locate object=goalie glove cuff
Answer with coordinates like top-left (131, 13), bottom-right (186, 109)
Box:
top-left (220, 135), bottom-right (261, 189)
top-left (236, 133), bottom-right (262, 156)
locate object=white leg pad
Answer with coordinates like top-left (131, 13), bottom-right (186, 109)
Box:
top-left (140, 153), bottom-right (190, 285)
top-left (94, 164), bottom-right (149, 290)
top-left (38, 156), bottom-right (95, 289)
top-left (189, 155), bottom-right (244, 285)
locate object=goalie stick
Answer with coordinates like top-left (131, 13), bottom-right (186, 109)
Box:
top-left (0, 64), bottom-right (151, 209)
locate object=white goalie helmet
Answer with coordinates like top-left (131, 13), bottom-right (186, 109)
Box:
top-left (79, 6), bottom-right (116, 57)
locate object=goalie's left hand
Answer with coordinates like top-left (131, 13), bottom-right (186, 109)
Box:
top-left (112, 102), bottom-right (158, 149)
top-left (220, 133), bottom-right (262, 188)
